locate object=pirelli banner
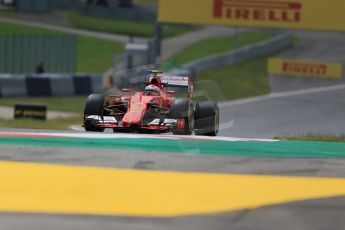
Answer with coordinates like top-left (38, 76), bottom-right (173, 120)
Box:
top-left (268, 58), bottom-right (343, 79)
top-left (158, 0), bottom-right (345, 31)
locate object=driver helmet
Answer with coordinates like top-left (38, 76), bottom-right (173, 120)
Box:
top-left (149, 77), bottom-right (162, 88)
top-left (144, 85), bottom-right (160, 96)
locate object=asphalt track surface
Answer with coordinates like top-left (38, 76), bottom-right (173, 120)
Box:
top-left (219, 84), bottom-right (345, 138)
top-left (221, 30), bottom-right (345, 138)
top-left (1, 31), bottom-right (345, 230)
top-left (270, 31), bottom-right (345, 92)
top-left (0, 132), bottom-right (344, 230)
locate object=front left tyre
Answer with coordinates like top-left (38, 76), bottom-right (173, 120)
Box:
top-left (84, 94), bottom-right (105, 132)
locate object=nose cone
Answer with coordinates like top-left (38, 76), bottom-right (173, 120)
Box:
top-left (122, 103), bottom-right (146, 126)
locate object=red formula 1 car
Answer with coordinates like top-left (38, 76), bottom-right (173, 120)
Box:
top-left (83, 70), bottom-right (219, 136)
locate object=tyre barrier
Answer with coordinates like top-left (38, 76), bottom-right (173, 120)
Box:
top-left (0, 74), bottom-right (27, 97)
top-left (0, 73), bottom-right (103, 97)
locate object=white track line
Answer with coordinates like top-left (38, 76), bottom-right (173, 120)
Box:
top-left (69, 125), bottom-right (84, 132)
top-left (69, 120), bottom-right (239, 141)
top-left (71, 120), bottom-right (234, 132)
top-left (219, 119), bottom-right (234, 130)
top-left (220, 84), bottom-right (345, 108)
top-left (1, 131), bottom-right (277, 142)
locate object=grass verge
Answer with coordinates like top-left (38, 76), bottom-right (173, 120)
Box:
top-left (136, 0), bottom-right (157, 6)
top-left (76, 36), bottom-right (123, 73)
top-left (276, 134), bottom-right (345, 142)
top-left (0, 22), bottom-right (124, 73)
top-left (66, 11), bottom-right (197, 38)
top-left (194, 36), bottom-right (295, 101)
top-left (0, 9), bottom-right (196, 38)
top-left (0, 96), bottom-right (87, 113)
top-left (0, 9), bottom-right (18, 19)
top-left (0, 117), bottom-right (82, 130)
top-left (195, 57), bottom-right (270, 101)
top-left (168, 31), bottom-right (273, 67)
top-left (0, 96), bottom-right (86, 130)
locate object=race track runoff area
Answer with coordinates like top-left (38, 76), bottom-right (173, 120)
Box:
top-left (0, 131), bottom-right (345, 220)
top-left (1, 161), bottom-right (345, 217)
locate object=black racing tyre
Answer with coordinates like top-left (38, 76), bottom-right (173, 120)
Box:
top-left (194, 101), bottom-right (219, 136)
top-left (84, 94), bottom-right (105, 132)
top-left (169, 98), bottom-right (194, 135)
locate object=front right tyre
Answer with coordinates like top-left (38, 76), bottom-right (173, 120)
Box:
top-left (169, 98), bottom-right (194, 135)
top-left (194, 101), bottom-right (219, 136)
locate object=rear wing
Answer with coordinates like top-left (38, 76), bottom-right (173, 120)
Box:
top-left (146, 75), bottom-right (193, 99)
top-left (161, 76), bottom-right (190, 86)
top-left (161, 76), bottom-right (193, 99)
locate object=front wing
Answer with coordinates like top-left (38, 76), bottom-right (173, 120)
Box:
top-left (84, 115), bottom-right (180, 132)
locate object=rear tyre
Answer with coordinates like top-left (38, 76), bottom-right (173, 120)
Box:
top-left (194, 101), bottom-right (219, 136)
top-left (84, 94), bottom-right (105, 132)
top-left (169, 98), bottom-right (194, 135)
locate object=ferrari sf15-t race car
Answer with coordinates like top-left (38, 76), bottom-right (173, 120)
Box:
top-left (83, 71), bottom-right (219, 136)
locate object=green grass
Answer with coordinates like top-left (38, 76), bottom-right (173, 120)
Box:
top-left (76, 36), bottom-right (123, 73)
top-left (0, 22), bottom-right (124, 73)
top-left (136, 0), bottom-right (157, 6)
top-left (0, 22), bottom-right (54, 35)
top-left (195, 57), bottom-right (270, 101)
top-left (193, 35), bottom-right (295, 101)
top-left (0, 9), bottom-right (196, 38)
top-left (0, 9), bottom-right (19, 19)
top-left (277, 136), bottom-right (345, 142)
top-left (0, 117), bottom-right (82, 130)
top-left (0, 96), bottom-right (87, 113)
top-left (276, 133), bottom-right (345, 142)
top-left (168, 31), bottom-right (273, 67)
top-left (0, 96), bottom-right (87, 130)
top-left (66, 11), bottom-right (197, 38)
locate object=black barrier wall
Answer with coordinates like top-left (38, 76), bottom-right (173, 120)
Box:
top-left (0, 74), bottom-right (102, 97)
top-left (73, 76), bottom-right (92, 95)
top-left (26, 77), bottom-right (52, 96)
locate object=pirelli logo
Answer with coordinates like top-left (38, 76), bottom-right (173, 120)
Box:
top-left (159, 0), bottom-right (345, 31)
top-left (268, 58), bottom-right (343, 80)
top-left (213, 0), bottom-right (302, 23)
top-left (282, 62), bottom-right (326, 75)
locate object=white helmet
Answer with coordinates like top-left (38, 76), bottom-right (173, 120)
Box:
top-left (144, 85), bottom-right (160, 96)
